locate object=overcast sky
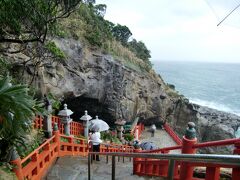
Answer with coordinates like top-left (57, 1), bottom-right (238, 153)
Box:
top-left (97, 0), bottom-right (240, 63)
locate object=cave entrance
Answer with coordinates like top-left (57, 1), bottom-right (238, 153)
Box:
top-left (63, 96), bottom-right (115, 127)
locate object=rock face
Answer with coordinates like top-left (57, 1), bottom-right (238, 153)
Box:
top-left (35, 38), bottom-right (174, 126)
top-left (170, 100), bottom-right (240, 154)
top-left (6, 38), bottom-right (240, 154)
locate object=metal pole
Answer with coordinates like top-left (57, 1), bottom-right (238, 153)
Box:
top-left (88, 153), bottom-right (91, 180)
top-left (112, 155), bottom-right (115, 180)
top-left (167, 159), bottom-right (175, 180)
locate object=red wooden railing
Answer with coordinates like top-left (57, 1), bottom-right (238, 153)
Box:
top-left (12, 134), bottom-right (58, 180)
top-left (33, 115), bottom-right (43, 129)
top-left (13, 115), bottom-right (145, 180)
top-left (163, 123), bottom-right (182, 145)
top-left (133, 137), bottom-right (240, 180)
top-left (193, 138), bottom-right (239, 148)
top-left (100, 143), bottom-right (134, 153)
top-left (131, 123), bottom-right (144, 140)
top-left (142, 145), bottom-right (182, 154)
top-left (11, 129), bottom-right (89, 180)
top-left (69, 121), bottom-right (84, 136)
top-left (34, 115), bottom-right (84, 136)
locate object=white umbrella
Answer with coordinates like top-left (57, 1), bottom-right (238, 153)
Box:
top-left (89, 116), bottom-right (109, 132)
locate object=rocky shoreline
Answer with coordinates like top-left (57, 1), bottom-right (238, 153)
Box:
top-left (170, 99), bottom-right (240, 154)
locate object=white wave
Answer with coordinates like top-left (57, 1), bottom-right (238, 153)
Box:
top-left (189, 98), bottom-right (240, 116)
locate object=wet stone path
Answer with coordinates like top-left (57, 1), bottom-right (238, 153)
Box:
top-left (139, 127), bottom-right (181, 154)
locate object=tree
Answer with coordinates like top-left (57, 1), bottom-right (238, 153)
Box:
top-left (0, 76), bottom-right (42, 161)
top-left (128, 39), bottom-right (151, 66)
top-left (94, 4), bottom-right (107, 17)
top-left (0, 0), bottom-right (82, 45)
top-left (78, 3), bottom-right (113, 47)
top-left (111, 24), bottom-right (132, 45)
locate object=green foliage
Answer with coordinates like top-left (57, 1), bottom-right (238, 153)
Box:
top-left (56, 2), bottom-right (152, 72)
top-left (101, 131), bottom-right (121, 144)
top-left (128, 39), bottom-right (152, 68)
top-left (167, 83), bottom-right (175, 90)
top-left (123, 133), bottom-right (134, 142)
top-left (94, 4), bottom-right (107, 17)
top-left (0, 57), bottom-right (10, 77)
top-left (0, 0), bottom-right (81, 44)
top-left (77, 3), bottom-right (113, 47)
top-left (60, 137), bottom-right (69, 142)
top-left (111, 136), bottom-right (121, 144)
top-left (76, 134), bottom-right (86, 139)
top-left (50, 24), bottom-right (68, 38)
top-left (45, 41), bottom-right (66, 60)
top-left (101, 131), bottom-right (112, 140)
top-left (45, 93), bottom-right (61, 115)
top-left (0, 76), bottom-right (43, 161)
top-left (16, 130), bottom-right (44, 158)
top-left (112, 24), bottom-right (132, 46)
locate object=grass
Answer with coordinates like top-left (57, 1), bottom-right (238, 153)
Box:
top-left (57, 12), bottom-right (152, 73)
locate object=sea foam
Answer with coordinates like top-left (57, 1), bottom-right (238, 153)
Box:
top-left (190, 98), bottom-right (240, 116)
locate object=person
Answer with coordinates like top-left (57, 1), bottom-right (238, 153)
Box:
top-left (89, 128), bottom-right (102, 161)
top-left (150, 124), bottom-right (156, 137)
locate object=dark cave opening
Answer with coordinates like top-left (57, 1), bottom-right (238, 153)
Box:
top-left (63, 96), bottom-right (116, 127)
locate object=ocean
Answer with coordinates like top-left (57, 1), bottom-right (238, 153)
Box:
top-left (153, 61), bottom-right (240, 116)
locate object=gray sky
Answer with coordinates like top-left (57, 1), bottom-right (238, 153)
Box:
top-left (97, 0), bottom-right (240, 62)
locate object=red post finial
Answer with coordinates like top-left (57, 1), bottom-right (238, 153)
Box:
top-left (179, 123), bottom-right (197, 180)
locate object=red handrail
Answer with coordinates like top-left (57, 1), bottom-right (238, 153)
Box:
top-left (19, 115), bottom-right (240, 180)
top-left (20, 135), bottom-right (58, 180)
top-left (163, 123), bottom-right (182, 145)
top-left (142, 145), bottom-right (182, 154)
top-left (12, 128), bottom-right (133, 180)
top-left (59, 134), bottom-right (88, 157)
top-left (131, 123), bottom-right (145, 139)
top-left (193, 138), bottom-right (240, 148)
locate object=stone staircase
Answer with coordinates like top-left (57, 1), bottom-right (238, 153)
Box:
top-left (44, 127), bottom-right (176, 180)
top-left (44, 156), bottom-right (164, 180)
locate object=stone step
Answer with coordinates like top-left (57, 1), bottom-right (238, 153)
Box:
top-left (45, 127), bottom-right (177, 180)
top-left (44, 156), bottom-right (162, 180)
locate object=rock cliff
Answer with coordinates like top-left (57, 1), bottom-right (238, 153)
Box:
top-left (5, 38), bottom-right (240, 153)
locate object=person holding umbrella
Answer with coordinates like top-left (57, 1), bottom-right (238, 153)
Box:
top-left (89, 126), bottom-right (102, 161)
top-left (89, 116), bottom-right (109, 161)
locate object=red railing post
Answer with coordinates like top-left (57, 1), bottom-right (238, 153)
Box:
top-left (179, 122), bottom-right (197, 180)
top-left (232, 141), bottom-right (240, 180)
top-left (11, 157), bottom-right (24, 180)
top-left (135, 126), bottom-right (139, 140)
top-left (205, 167), bottom-right (220, 180)
top-left (133, 148), bottom-right (142, 174)
top-left (69, 136), bottom-right (74, 155)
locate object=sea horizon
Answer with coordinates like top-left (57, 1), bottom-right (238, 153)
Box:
top-left (153, 60), bottom-right (240, 116)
